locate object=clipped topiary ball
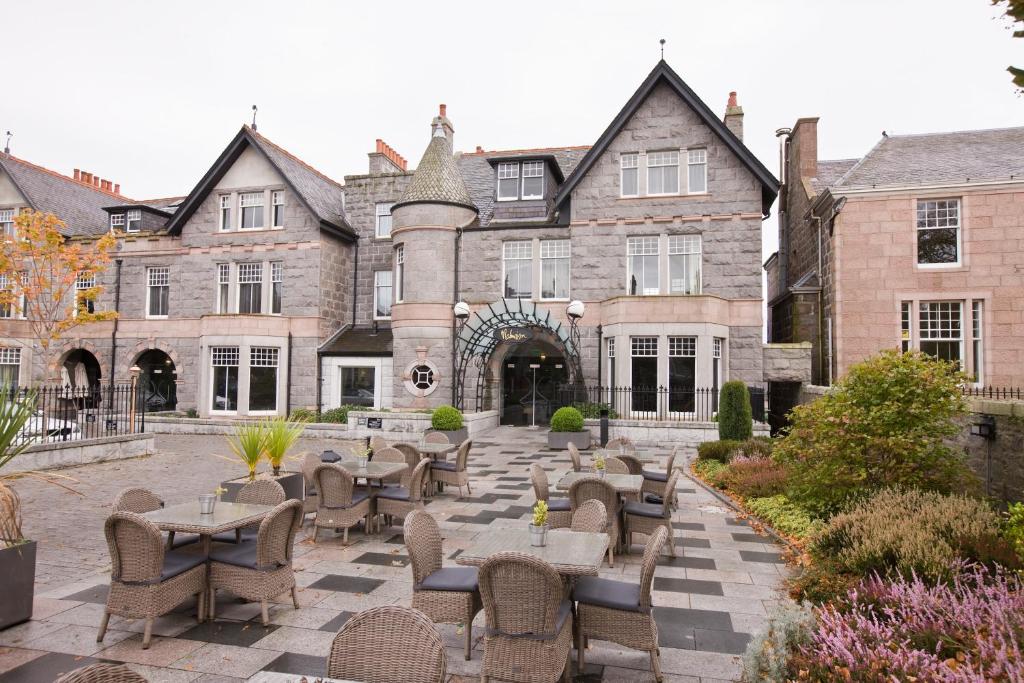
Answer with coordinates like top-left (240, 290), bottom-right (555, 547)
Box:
top-left (550, 406), bottom-right (584, 433)
top-left (431, 405), bottom-right (463, 431)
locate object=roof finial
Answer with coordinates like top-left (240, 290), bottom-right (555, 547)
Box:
top-left (3, 130), bottom-right (10, 155)
top-left (251, 105), bottom-right (258, 132)
top-left (659, 38), bottom-right (666, 60)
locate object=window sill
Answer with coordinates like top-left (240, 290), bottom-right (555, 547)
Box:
top-left (616, 193), bottom-right (711, 201)
top-left (223, 227), bottom-right (284, 235)
top-left (538, 298), bottom-right (570, 303)
top-left (146, 315), bottom-right (169, 320)
top-left (373, 317), bottom-right (392, 322)
top-left (374, 236), bottom-right (393, 241)
top-left (916, 263), bottom-right (965, 271)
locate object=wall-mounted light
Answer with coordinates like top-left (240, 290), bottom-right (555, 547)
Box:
top-left (970, 415), bottom-right (996, 441)
top-left (566, 300), bottom-right (585, 320)
top-left (453, 301), bottom-right (470, 320)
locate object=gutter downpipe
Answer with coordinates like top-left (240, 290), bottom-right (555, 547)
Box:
top-left (451, 226), bottom-right (463, 406)
top-left (286, 332), bottom-right (293, 416)
top-left (109, 258), bottom-right (123, 395)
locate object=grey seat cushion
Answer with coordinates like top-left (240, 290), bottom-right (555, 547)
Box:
top-left (159, 550), bottom-right (206, 582)
top-left (624, 500), bottom-right (665, 519)
top-left (431, 461), bottom-right (457, 472)
top-left (418, 566), bottom-right (478, 592)
top-left (573, 576), bottom-right (644, 613)
top-left (644, 493), bottom-right (665, 505)
top-left (211, 527), bottom-right (259, 544)
top-left (321, 450), bottom-right (342, 463)
top-left (643, 470), bottom-right (668, 482)
top-left (546, 498), bottom-right (571, 512)
top-left (376, 486), bottom-right (411, 501)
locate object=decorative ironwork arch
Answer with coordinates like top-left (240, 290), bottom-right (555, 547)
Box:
top-left (454, 298), bottom-right (583, 411)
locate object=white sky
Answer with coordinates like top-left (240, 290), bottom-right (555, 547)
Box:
top-left (3, 0), bottom-right (1021, 262)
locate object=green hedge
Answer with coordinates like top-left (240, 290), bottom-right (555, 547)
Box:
top-left (697, 439), bottom-right (744, 462)
top-left (718, 381), bottom-right (753, 440)
top-left (550, 406), bottom-right (584, 432)
top-left (287, 405), bottom-right (356, 424)
top-left (572, 402), bottom-right (618, 419)
top-left (431, 405), bottom-right (463, 431)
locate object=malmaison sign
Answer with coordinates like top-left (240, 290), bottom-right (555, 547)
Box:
top-left (492, 327), bottom-right (534, 343)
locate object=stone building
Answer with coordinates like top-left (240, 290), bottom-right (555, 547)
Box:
top-left (767, 119), bottom-right (1024, 388)
top-left (2, 60), bottom-right (796, 421)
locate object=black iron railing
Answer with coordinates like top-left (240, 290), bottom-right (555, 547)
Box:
top-left (962, 386), bottom-right (1023, 400)
top-left (1, 384), bottom-right (145, 447)
top-left (554, 385), bottom-right (766, 423)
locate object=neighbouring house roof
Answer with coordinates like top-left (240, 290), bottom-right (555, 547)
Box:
top-left (555, 60), bottom-right (779, 214)
top-left (319, 326), bottom-right (393, 356)
top-left (394, 130), bottom-right (476, 212)
top-left (166, 125), bottom-right (352, 239)
top-left (136, 196), bottom-right (187, 213)
top-left (0, 153), bottom-right (131, 237)
top-left (809, 159), bottom-right (858, 193)
top-left (834, 127), bottom-right (1024, 190)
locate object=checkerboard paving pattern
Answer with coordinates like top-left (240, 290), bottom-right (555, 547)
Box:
top-left (0, 429), bottom-right (792, 682)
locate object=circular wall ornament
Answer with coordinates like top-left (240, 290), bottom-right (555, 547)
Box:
top-left (403, 357), bottom-right (440, 397)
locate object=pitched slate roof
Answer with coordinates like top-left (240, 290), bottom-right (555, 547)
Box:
top-left (834, 127), bottom-right (1024, 190)
top-left (166, 126), bottom-right (352, 239)
top-left (555, 60), bottom-right (779, 214)
top-left (0, 153), bottom-right (130, 237)
top-left (393, 129), bottom-right (476, 212)
top-left (457, 147), bottom-right (589, 226)
top-left (809, 159), bottom-right (858, 193)
top-left (319, 326), bottom-right (393, 356)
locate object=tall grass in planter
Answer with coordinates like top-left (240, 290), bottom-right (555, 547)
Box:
top-left (264, 417), bottom-right (306, 476)
top-left (227, 421), bottom-right (269, 481)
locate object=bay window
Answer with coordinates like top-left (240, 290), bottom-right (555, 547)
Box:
top-left (237, 263), bottom-right (263, 314)
top-left (627, 236), bottom-right (659, 295)
top-left (540, 240), bottom-right (570, 300)
top-left (248, 347), bottom-right (279, 412)
top-left (668, 336), bottom-right (696, 413)
top-left (630, 336), bottom-right (658, 414)
top-left (271, 262), bottom-right (283, 314)
top-left (668, 234), bottom-right (701, 294)
top-left (503, 240), bottom-right (533, 298)
top-left (217, 264), bottom-right (231, 313)
top-left (918, 301), bottom-right (962, 365)
top-left (211, 346), bottom-right (239, 412)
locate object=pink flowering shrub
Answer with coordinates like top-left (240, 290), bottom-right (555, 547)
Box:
top-left (795, 563), bottom-right (1024, 681)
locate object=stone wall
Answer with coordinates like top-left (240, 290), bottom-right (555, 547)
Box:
top-left (584, 418), bottom-right (769, 450)
top-left (955, 399), bottom-right (1024, 504)
top-left (345, 409), bottom-right (499, 440)
top-left (8, 433), bottom-right (155, 472)
top-left (762, 342), bottom-right (812, 383)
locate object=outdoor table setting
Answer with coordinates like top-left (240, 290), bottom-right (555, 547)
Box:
top-left (414, 441), bottom-right (457, 461)
top-left (142, 499), bottom-right (274, 554)
top-left (555, 470), bottom-right (643, 495)
top-left (455, 528), bottom-right (609, 577)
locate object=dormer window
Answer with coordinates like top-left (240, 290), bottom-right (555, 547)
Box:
top-left (497, 160), bottom-right (546, 201)
top-left (110, 213), bottom-right (125, 230)
top-left (521, 162), bottom-right (544, 199)
top-left (497, 163), bottom-right (519, 201)
top-left (126, 209), bottom-right (142, 233)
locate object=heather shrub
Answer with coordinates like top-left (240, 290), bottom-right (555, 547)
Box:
top-left (718, 381), bottom-right (753, 441)
top-left (740, 436), bottom-right (773, 458)
top-left (696, 439), bottom-right (743, 462)
top-left (719, 456), bottom-right (787, 499)
top-left (288, 408), bottom-right (317, 422)
top-left (742, 601), bottom-right (816, 683)
top-left (774, 350), bottom-right (976, 516)
top-left (796, 563), bottom-right (1024, 681)
top-left (693, 458), bottom-right (728, 487)
top-left (1006, 502), bottom-right (1024, 561)
top-left (746, 495), bottom-right (822, 539)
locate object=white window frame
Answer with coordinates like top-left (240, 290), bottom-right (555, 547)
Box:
top-left (646, 150), bottom-right (680, 196)
top-left (247, 346), bottom-right (280, 415)
top-left (373, 270), bottom-right (393, 320)
top-left (239, 192), bottom-right (265, 231)
top-left (146, 266), bottom-right (169, 319)
top-left (502, 240), bottom-right (533, 299)
top-left (236, 262), bottom-right (264, 314)
top-left (394, 246), bottom-right (405, 303)
top-left (109, 213), bottom-right (125, 231)
top-left (0, 273), bottom-right (22, 320)
top-left (74, 271), bottom-right (96, 318)
top-left (521, 161), bottom-right (544, 200)
top-left (270, 262), bottom-right (283, 315)
top-left (620, 153), bottom-right (639, 198)
top-left (218, 195), bottom-right (232, 231)
top-left (271, 191), bottom-right (285, 228)
top-left (916, 198), bottom-right (961, 268)
top-left (687, 148), bottom-right (707, 194)
top-left (375, 203), bottom-right (394, 239)
top-left (496, 162), bottom-right (520, 202)
top-left (125, 209), bottom-right (142, 233)
top-left (210, 346), bottom-right (240, 415)
top-left (626, 236), bottom-right (660, 296)
top-left (900, 301), bottom-right (912, 353)
top-left (0, 347), bottom-right (22, 388)
top-left (971, 300), bottom-right (984, 387)
top-left (539, 239), bottom-right (570, 301)
top-left (668, 234), bottom-right (702, 295)
top-left (918, 301), bottom-right (964, 368)
top-left (216, 263), bottom-right (232, 314)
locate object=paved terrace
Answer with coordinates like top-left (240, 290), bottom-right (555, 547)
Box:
top-left (0, 428), bottom-right (791, 682)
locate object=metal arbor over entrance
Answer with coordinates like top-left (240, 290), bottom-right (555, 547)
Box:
top-left (454, 298), bottom-right (583, 411)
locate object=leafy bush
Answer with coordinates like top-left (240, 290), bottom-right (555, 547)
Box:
top-left (742, 602), bottom-right (816, 683)
top-left (571, 402), bottom-right (618, 419)
top-left (696, 439), bottom-right (743, 462)
top-left (746, 495), bottom-right (822, 540)
top-left (719, 455), bottom-right (787, 499)
top-left (320, 406), bottom-right (357, 424)
top-left (693, 458), bottom-right (728, 486)
top-left (1006, 502), bottom-right (1024, 561)
top-left (774, 350), bottom-right (976, 516)
top-left (289, 408), bottom-right (317, 422)
top-left (550, 406), bottom-right (584, 432)
top-left (718, 381), bottom-right (753, 441)
top-left (431, 405), bottom-right (463, 431)
top-left (795, 564), bottom-right (1024, 681)
top-left (741, 436), bottom-right (774, 458)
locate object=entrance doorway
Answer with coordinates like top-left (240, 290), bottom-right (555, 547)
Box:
top-left (135, 349), bottom-right (177, 412)
top-left (499, 341), bottom-right (568, 427)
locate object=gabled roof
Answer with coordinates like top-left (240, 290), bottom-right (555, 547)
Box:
top-left (166, 126), bottom-right (352, 239)
top-left (0, 153), bottom-right (131, 237)
top-left (809, 159), bottom-right (858, 194)
top-left (393, 130), bottom-right (476, 212)
top-left (554, 60), bottom-right (779, 214)
top-left (833, 127), bottom-right (1024, 190)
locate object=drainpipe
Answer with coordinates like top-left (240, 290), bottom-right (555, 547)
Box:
top-left (596, 324), bottom-right (603, 387)
top-left (451, 226), bottom-right (463, 406)
top-left (108, 258), bottom-right (123, 393)
top-left (351, 237), bottom-right (359, 327)
top-left (286, 332), bottom-right (293, 416)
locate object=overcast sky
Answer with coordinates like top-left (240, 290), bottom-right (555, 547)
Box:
top-left (3, 0), bottom-right (1020, 260)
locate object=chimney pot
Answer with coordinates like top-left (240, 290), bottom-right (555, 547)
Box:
top-left (475, 145), bottom-right (483, 153)
top-left (73, 169), bottom-right (81, 181)
top-left (728, 91), bottom-right (738, 107)
top-left (114, 183), bottom-right (120, 194)
top-left (93, 177), bottom-right (100, 187)
top-left (439, 103), bottom-right (447, 118)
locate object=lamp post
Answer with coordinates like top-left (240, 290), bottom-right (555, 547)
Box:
top-left (566, 300), bottom-right (585, 388)
top-left (452, 301), bottom-right (470, 408)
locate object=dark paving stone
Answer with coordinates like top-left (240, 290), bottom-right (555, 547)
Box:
top-left (352, 551), bottom-right (410, 567)
top-left (654, 605), bottom-right (733, 633)
top-left (739, 550), bottom-right (784, 564)
top-left (495, 476), bottom-right (529, 481)
top-left (495, 483), bottom-right (532, 491)
top-left (498, 451), bottom-right (522, 455)
top-left (318, 611), bottom-right (355, 633)
top-left (658, 555), bottom-right (716, 570)
top-left (460, 493), bottom-right (521, 504)
top-left (567, 661), bottom-right (605, 681)
top-left (694, 628), bottom-right (752, 655)
top-left (653, 577), bottom-right (724, 596)
top-left (654, 623), bottom-right (697, 650)
top-left (725, 518), bottom-right (749, 527)
top-left (384, 533), bottom-right (404, 544)
top-left (672, 522), bottom-right (706, 531)
top-left (445, 514), bottom-right (489, 524)
top-left (0, 653), bottom-right (105, 683)
top-left (179, 620), bottom-right (277, 646)
top-left (675, 537), bottom-right (712, 548)
top-left (448, 549), bottom-right (463, 560)
top-left (263, 652), bottom-right (328, 677)
top-left (62, 584), bottom-right (109, 604)
top-left (732, 532), bottom-right (772, 544)
top-left (675, 488), bottom-right (697, 494)
top-left (473, 470), bottom-right (509, 476)
top-left (307, 574), bottom-right (385, 594)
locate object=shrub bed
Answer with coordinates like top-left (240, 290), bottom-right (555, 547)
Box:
top-left (718, 455), bottom-right (787, 498)
top-left (431, 405), bottom-right (463, 431)
top-left (287, 405), bottom-right (357, 424)
top-left (746, 495), bottom-right (821, 540)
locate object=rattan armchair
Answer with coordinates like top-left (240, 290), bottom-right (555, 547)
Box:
top-left (431, 439), bottom-right (472, 497)
top-left (424, 431), bottom-right (450, 444)
top-left (529, 464), bottom-right (570, 529)
top-left (606, 437), bottom-right (636, 456)
top-left (301, 451), bottom-right (320, 522)
top-left (212, 479), bottom-right (286, 544)
top-left (111, 487), bottom-right (197, 550)
top-left (567, 442), bottom-right (583, 472)
top-left (54, 663), bottom-right (147, 683)
top-left (641, 446), bottom-right (678, 504)
top-left (569, 476), bottom-right (620, 567)
top-left (478, 552), bottom-right (573, 683)
top-left (208, 499), bottom-right (303, 625)
top-left (375, 458), bottom-right (430, 530)
top-left (623, 470), bottom-right (680, 557)
top-left (393, 442), bottom-right (431, 495)
top-left (369, 435), bottom-right (389, 453)
top-left (98, 511), bottom-right (207, 649)
top-left (327, 605), bottom-right (447, 683)
top-left (312, 463), bottom-right (373, 543)
top-left (570, 499), bottom-right (607, 533)
top-left (404, 509), bottom-right (482, 660)
top-left (605, 457), bottom-right (631, 475)
top-left (615, 454), bottom-right (644, 475)
top-left (573, 526), bottom-right (669, 681)
top-left (372, 446), bottom-right (408, 485)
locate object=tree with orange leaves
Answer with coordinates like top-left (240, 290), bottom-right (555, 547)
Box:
top-left (0, 210), bottom-right (117, 383)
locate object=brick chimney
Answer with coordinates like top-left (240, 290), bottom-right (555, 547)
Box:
top-left (368, 138), bottom-right (408, 175)
top-left (790, 118), bottom-right (819, 181)
top-left (432, 103), bottom-right (455, 148)
top-left (724, 91), bottom-right (744, 141)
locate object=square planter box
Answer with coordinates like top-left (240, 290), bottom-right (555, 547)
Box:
top-left (0, 540), bottom-right (36, 629)
top-left (221, 471), bottom-right (305, 503)
top-left (547, 431), bottom-right (592, 450)
top-left (427, 428), bottom-right (468, 445)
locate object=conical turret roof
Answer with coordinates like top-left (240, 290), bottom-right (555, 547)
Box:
top-left (393, 125), bottom-right (476, 212)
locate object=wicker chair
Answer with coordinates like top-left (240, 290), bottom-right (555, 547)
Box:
top-left (605, 457), bottom-right (630, 475)
top-left (375, 459), bottom-right (430, 530)
top-left (208, 499), bottom-right (303, 625)
top-left (431, 439), bottom-right (472, 497)
top-left (424, 431), bottom-right (450, 444)
top-left (574, 526), bottom-right (669, 681)
top-left (327, 605), bottom-right (447, 683)
top-left (606, 437), bottom-right (636, 456)
top-left (373, 446), bottom-right (408, 485)
top-left (478, 552), bottom-right (573, 683)
top-left (404, 510), bottom-right (482, 660)
top-left (301, 451), bottom-right (320, 522)
top-left (567, 442), bottom-right (583, 472)
top-left (393, 442), bottom-right (432, 496)
top-left (615, 454), bottom-right (644, 475)
top-left (370, 435), bottom-right (389, 453)
top-left (111, 487), bottom-right (197, 550)
top-left (569, 476), bottom-right (620, 567)
top-left (312, 463), bottom-right (373, 543)
top-left (570, 499), bottom-right (608, 533)
top-left (641, 446), bottom-right (678, 504)
top-left (212, 479), bottom-right (286, 544)
top-left (54, 663), bottom-right (147, 683)
top-left (623, 470), bottom-right (680, 557)
top-left (98, 511), bottom-right (207, 649)
top-left (529, 464), bottom-right (570, 529)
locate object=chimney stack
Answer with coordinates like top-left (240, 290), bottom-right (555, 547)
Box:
top-left (791, 118), bottom-right (819, 181)
top-left (74, 169), bottom-right (81, 181)
top-left (368, 138), bottom-right (408, 174)
top-left (114, 183), bottom-right (120, 195)
top-left (724, 91), bottom-right (744, 141)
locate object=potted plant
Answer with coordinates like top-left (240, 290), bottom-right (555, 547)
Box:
top-left (547, 406), bottom-right (591, 450)
top-left (264, 416), bottom-right (306, 477)
top-left (593, 453), bottom-right (606, 478)
top-left (529, 500), bottom-right (549, 547)
top-left (355, 446), bottom-right (370, 468)
top-left (0, 391), bottom-right (40, 629)
top-left (225, 421), bottom-right (268, 481)
top-left (428, 405), bottom-right (468, 444)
